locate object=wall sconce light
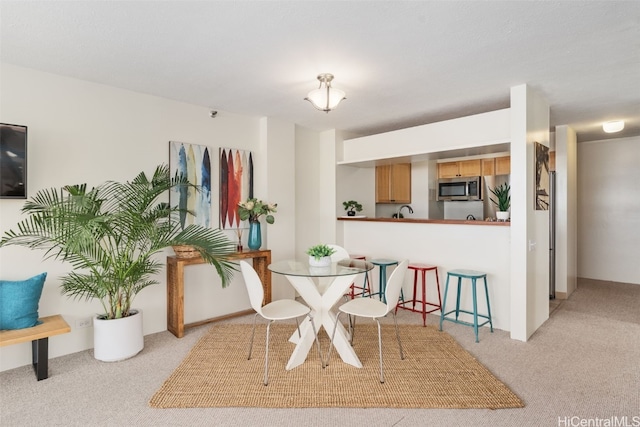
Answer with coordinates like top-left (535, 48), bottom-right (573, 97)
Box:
top-left (603, 120), bottom-right (624, 133)
top-left (305, 73), bottom-right (346, 113)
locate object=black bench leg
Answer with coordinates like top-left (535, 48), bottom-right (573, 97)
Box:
top-left (31, 337), bottom-right (49, 381)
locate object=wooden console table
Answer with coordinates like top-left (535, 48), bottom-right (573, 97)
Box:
top-left (166, 249), bottom-right (272, 338)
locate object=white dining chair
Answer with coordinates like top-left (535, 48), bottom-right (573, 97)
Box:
top-left (327, 244), bottom-right (350, 261)
top-left (326, 244), bottom-right (360, 325)
top-left (240, 260), bottom-right (324, 385)
top-left (326, 260), bottom-right (409, 383)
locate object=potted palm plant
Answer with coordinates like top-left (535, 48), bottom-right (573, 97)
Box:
top-left (0, 164), bottom-right (236, 361)
top-left (489, 182), bottom-right (511, 221)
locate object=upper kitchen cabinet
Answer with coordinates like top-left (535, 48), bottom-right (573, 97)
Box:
top-left (375, 163), bottom-right (411, 203)
top-left (495, 156), bottom-right (510, 175)
top-left (482, 158), bottom-right (495, 176)
top-left (437, 159), bottom-right (482, 178)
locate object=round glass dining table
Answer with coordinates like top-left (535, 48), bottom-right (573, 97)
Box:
top-left (268, 258), bottom-right (373, 370)
top-left (268, 258), bottom-right (373, 278)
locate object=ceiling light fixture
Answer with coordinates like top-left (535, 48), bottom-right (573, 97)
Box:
top-left (305, 73), bottom-right (346, 113)
top-left (603, 120), bottom-right (624, 133)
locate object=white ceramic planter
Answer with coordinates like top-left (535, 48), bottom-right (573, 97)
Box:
top-left (93, 309), bottom-right (144, 362)
top-left (309, 255), bottom-right (331, 267)
top-left (496, 211), bottom-right (510, 221)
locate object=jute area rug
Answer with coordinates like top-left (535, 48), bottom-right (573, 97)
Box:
top-left (149, 323), bottom-right (523, 409)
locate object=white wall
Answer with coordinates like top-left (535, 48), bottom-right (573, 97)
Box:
top-left (509, 84), bottom-right (550, 341)
top-left (577, 136), bottom-right (640, 284)
top-left (554, 125), bottom-right (578, 297)
top-left (0, 64), bottom-right (299, 371)
top-left (261, 117), bottom-right (296, 300)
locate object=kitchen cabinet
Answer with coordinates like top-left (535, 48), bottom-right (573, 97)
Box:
top-left (375, 163), bottom-right (411, 203)
top-left (495, 156), bottom-right (510, 175)
top-left (438, 159), bottom-right (482, 178)
top-left (481, 158), bottom-right (495, 176)
top-left (549, 151), bottom-right (556, 171)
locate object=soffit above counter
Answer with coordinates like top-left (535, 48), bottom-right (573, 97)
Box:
top-left (338, 143), bottom-right (511, 168)
top-left (338, 108), bottom-right (511, 168)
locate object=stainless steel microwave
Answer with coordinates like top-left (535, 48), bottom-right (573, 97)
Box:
top-left (437, 176), bottom-right (482, 201)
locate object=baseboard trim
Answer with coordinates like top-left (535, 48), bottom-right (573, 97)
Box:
top-left (554, 291), bottom-right (568, 300)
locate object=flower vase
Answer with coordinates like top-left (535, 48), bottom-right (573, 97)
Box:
top-left (247, 220), bottom-right (262, 250)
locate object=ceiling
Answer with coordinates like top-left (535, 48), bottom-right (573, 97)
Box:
top-left (1, 1), bottom-right (639, 143)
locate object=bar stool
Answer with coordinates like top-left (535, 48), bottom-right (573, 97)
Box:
top-left (439, 269), bottom-right (493, 343)
top-left (347, 254), bottom-right (372, 299)
top-left (396, 263), bottom-right (442, 326)
top-left (370, 259), bottom-right (401, 303)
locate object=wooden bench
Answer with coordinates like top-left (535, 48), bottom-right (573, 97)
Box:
top-left (0, 315), bottom-right (71, 380)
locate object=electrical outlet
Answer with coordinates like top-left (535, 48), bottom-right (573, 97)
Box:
top-left (76, 317), bottom-right (93, 329)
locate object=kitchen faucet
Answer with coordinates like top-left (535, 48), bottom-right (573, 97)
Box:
top-left (394, 204), bottom-right (414, 218)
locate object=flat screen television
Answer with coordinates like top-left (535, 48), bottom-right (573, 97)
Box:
top-left (0, 123), bottom-right (27, 199)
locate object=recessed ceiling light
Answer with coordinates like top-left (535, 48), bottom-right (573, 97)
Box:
top-left (603, 120), bottom-right (624, 133)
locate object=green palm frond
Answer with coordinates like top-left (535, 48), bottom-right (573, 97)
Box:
top-left (0, 164), bottom-right (235, 319)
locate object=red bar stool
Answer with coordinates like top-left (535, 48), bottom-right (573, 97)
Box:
top-left (347, 254), bottom-right (372, 299)
top-left (396, 263), bottom-right (442, 326)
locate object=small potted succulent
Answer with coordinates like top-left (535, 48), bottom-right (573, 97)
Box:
top-left (342, 200), bottom-right (363, 217)
top-left (306, 244), bottom-right (336, 267)
top-left (489, 183), bottom-right (511, 221)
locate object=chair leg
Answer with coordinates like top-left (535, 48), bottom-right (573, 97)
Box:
top-left (439, 274), bottom-right (451, 331)
top-left (248, 313), bottom-right (259, 360)
top-left (307, 315), bottom-right (325, 368)
top-left (349, 315), bottom-right (357, 344)
top-left (364, 271), bottom-right (372, 297)
top-left (295, 317), bottom-right (301, 338)
top-left (435, 268), bottom-right (442, 311)
top-left (455, 277), bottom-right (462, 320)
top-left (484, 276), bottom-right (494, 332)
top-left (392, 312), bottom-right (405, 360)
top-left (421, 269), bottom-right (427, 326)
top-left (472, 278), bottom-right (479, 343)
top-left (264, 320), bottom-right (274, 386)
top-left (326, 312), bottom-right (342, 366)
top-left (412, 270), bottom-right (418, 310)
top-left (375, 318), bottom-right (384, 383)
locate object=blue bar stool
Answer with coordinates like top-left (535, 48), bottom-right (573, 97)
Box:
top-left (370, 259), bottom-right (401, 303)
top-left (439, 269), bottom-right (493, 342)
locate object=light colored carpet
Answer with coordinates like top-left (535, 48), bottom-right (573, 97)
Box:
top-left (149, 323), bottom-right (523, 409)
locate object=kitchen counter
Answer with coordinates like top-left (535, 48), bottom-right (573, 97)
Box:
top-left (337, 217), bottom-right (510, 226)
top-left (338, 215), bottom-right (511, 331)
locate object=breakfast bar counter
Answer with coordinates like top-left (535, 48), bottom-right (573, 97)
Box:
top-left (338, 217), bottom-right (510, 226)
top-left (338, 217), bottom-right (511, 333)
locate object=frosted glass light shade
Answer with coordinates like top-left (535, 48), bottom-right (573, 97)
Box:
top-left (306, 87), bottom-right (346, 111)
top-left (603, 120), bottom-right (624, 133)
top-left (305, 73), bottom-right (346, 112)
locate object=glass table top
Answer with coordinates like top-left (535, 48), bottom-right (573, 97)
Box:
top-left (268, 258), bottom-right (373, 277)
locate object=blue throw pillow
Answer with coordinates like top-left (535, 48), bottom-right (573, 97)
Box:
top-left (0, 272), bottom-right (47, 330)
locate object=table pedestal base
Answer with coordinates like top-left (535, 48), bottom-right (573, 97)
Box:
top-left (284, 275), bottom-right (362, 369)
